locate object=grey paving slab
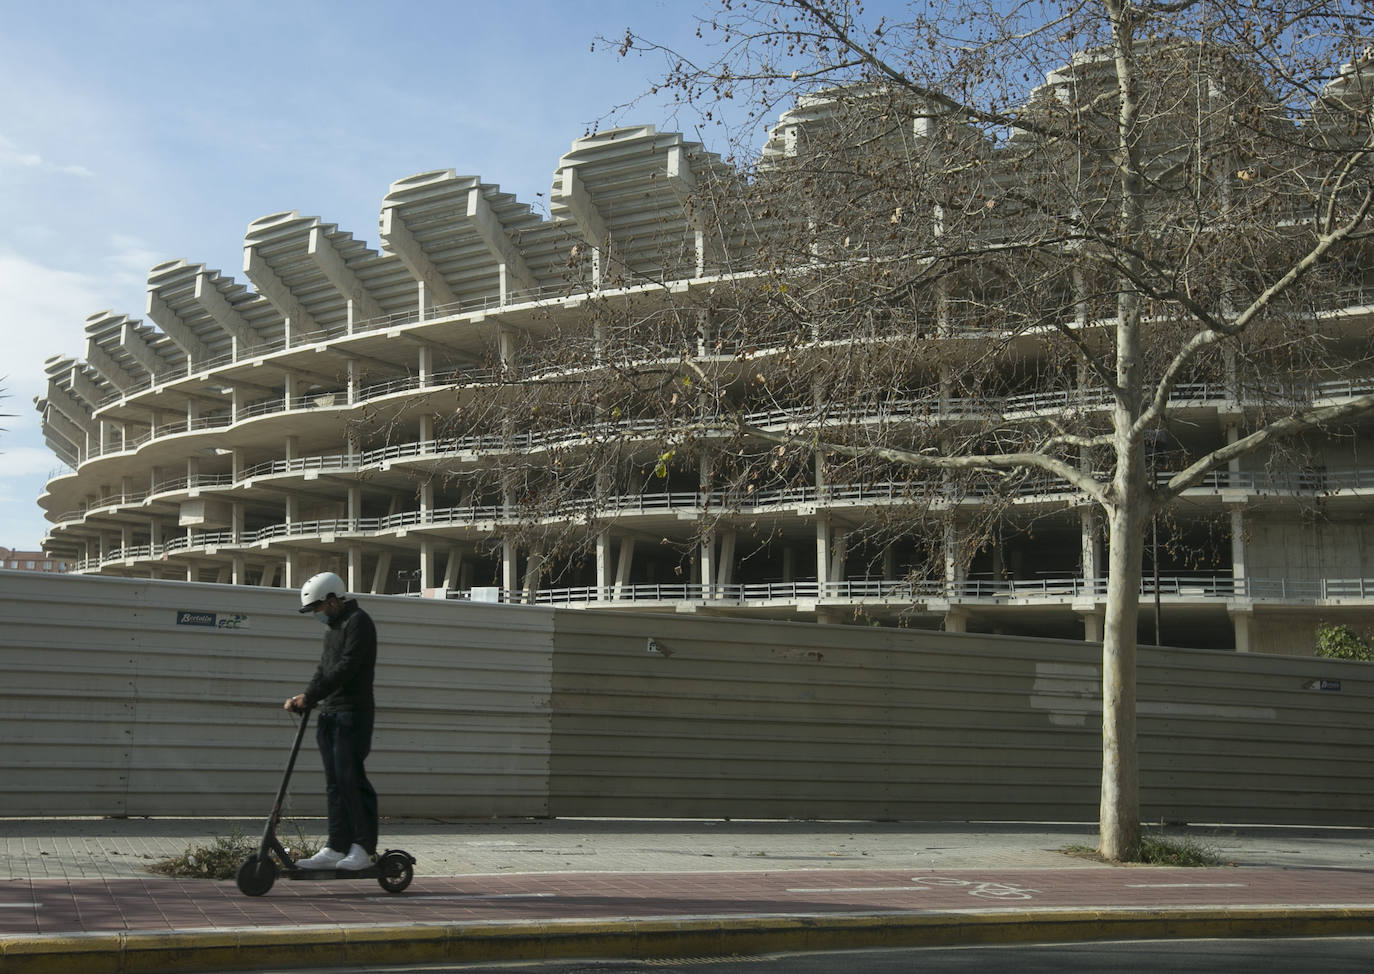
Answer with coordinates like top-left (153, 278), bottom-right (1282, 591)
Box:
top-left (1, 818), bottom-right (1372, 974)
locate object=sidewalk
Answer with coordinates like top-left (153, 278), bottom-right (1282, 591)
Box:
top-left (2, 818), bottom-right (1373, 973)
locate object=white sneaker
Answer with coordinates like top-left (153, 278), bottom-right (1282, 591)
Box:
top-left (335, 844), bottom-right (374, 871)
top-left (296, 847), bottom-right (345, 870)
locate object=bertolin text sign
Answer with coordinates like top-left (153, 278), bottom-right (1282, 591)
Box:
top-left (176, 610), bottom-right (250, 630)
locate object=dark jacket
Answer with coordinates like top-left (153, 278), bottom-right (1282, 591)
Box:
top-left (304, 600), bottom-right (376, 713)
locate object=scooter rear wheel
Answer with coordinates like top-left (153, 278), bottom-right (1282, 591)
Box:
top-left (376, 850), bottom-right (414, 893)
top-left (236, 853), bottom-right (277, 896)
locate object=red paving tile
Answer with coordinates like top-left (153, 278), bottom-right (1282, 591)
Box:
top-left (3, 866), bottom-right (1374, 938)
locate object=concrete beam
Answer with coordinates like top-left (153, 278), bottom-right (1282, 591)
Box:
top-left (42, 424), bottom-right (82, 466)
top-left (307, 227), bottom-right (384, 323)
top-left (556, 166), bottom-right (610, 249)
top-left (119, 320), bottom-right (166, 380)
top-left (666, 145), bottom-right (697, 198)
top-left (45, 381), bottom-right (97, 437)
top-left (42, 402), bottom-right (89, 452)
top-left (146, 290), bottom-right (211, 365)
top-left (380, 208), bottom-right (458, 309)
top-left (84, 341), bottom-right (138, 394)
top-left (465, 188), bottom-right (538, 292)
top-left (668, 145), bottom-right (709, 274)
top-left (67, 366), bottom-right (107, 411)
top-left (243, 248), bottom-right (318, 342)
top-left (193, 272), bottom-right (261, 351)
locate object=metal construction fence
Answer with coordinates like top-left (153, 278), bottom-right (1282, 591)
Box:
top-left (0, 570), bottom-right (1368, 825)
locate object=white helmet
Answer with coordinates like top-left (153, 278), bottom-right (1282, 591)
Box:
top-left (299, 571), bottom-right (347, 613)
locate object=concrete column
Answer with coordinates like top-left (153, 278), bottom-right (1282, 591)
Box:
top-left (1080, 508), bottom-right (1103, 588)
top-left (185, 559), bottom-right (198, 583)
top-left (284, 372), bottom-right (298, 410)
top-left (1080, 609), bottom-right (1105, 642)
top-left (815, 516), bottom-right (830, 594)
top-left (499, 327), bottom-right (519, 372)
top-left (943, 521), bottom-right (966, 594)
top-left (1232, 610), bottom-right (1255, 653)
top-left (420, 540), bottom-right (435, 591)
top-left (231, 555), bottom-right (245, 585)
top-left (347, 486), bottom-right (362, 530)
top-left (370, 551), bottom-right (391, 595)
top-left (502, 539), bottom-right (518, 596)
top-left (419, 413), bottom-right (434, 447)
top-left (944, 607), bottom-right (969, 632)
top-left (523, 545), bottom-right (543, 602)
top-left (443, 547), bottom-right (462, 591)
top-left (284, 550), bottom-right (298, 590)
top-left (718, 531), bottom-right (737, 588)
top-left (615, 537), bottom-right (635, 597)
top-left (700, 530), bottom-right (716, 596)
top-left (828, 528), bottom-right (847, 584)
top-left (1230, 505), bottom-right (1248, 595)
top-left (347, 546), bottom-right (363, 592)
top-left (231, 501), bottom-right (244, 543)
top-left (418, 344), bottom-right (432, 388)
top-left (420, 480), bottom-right (434, 519)
top-left (231, 386), bottom-right (244, 425)
top-left (596, 531), bottom-right (612, 601)
top-left (346, 359), bottom-right (359, 405)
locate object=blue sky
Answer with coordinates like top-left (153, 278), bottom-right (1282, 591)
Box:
top-left (0, 0), bottom-right (803, 549)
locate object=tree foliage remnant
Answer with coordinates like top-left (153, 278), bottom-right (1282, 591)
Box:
top-left (437, 1), bottom-right (1374, 860)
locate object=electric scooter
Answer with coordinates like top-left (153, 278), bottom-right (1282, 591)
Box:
top-left (236, 703), bottom-right (415, 896)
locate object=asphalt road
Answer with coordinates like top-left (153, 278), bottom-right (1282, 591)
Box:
top-left (241, 936), bottom-right (1374, 974)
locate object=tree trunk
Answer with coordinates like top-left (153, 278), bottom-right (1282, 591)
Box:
top-left (1099, 501), bottom-right (1143, 861)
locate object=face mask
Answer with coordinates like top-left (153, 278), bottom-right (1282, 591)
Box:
top-left (314, 611), bottom-right (330, 625)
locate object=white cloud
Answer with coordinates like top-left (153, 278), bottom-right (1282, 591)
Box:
top-left (0, 445), bottom-right (65, 477)
top-left (0, 250), bottom-right (107, 406)
top-left (0, 133), bottom-right (92, 177)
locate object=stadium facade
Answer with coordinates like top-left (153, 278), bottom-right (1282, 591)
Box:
top-left (34, 48), bottom-right (1374, 655)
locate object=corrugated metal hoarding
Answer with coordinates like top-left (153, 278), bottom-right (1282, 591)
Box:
top-left (547, 612), bottom-right (1372, 824)
top-left (0, 571), bottom-right (553, 817)
top-left (1, 571), bottom-right (1368, 824)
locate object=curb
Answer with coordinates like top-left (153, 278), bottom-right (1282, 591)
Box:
top-left (5, 907), bottom-right (1374, 973)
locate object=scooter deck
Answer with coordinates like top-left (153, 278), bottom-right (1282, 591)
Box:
top-left (281, 848), bottom-right (416, 883)
top-left (284, 865), bottom-right (385, 880)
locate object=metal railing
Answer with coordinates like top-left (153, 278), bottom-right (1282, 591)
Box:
top-left (64, 270), bottom-right (1374, 431)
top-left (60, 364), bottom-right (1374, 474)
top-left (48, 459), bottom-right (1374, 534)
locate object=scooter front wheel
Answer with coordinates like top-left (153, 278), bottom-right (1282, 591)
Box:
top-left (376, 850), bottom-right (414, 894)
top-left (236, 853), bottom-right (277, 896)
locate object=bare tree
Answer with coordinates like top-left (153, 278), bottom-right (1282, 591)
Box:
top-left (434, 0), bottom-right (1374, 860)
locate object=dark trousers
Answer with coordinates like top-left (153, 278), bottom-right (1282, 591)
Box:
top-left (315, 709), bottom-right (378, 855)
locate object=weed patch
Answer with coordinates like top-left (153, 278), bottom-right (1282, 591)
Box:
top-left (149, 825), bottom-right (321, 879)
top-left (1061, 831), bottom-right (1227, 867)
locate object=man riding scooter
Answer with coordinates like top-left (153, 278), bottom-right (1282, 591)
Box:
top-left (284, 571), bottom-right (379, 871)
